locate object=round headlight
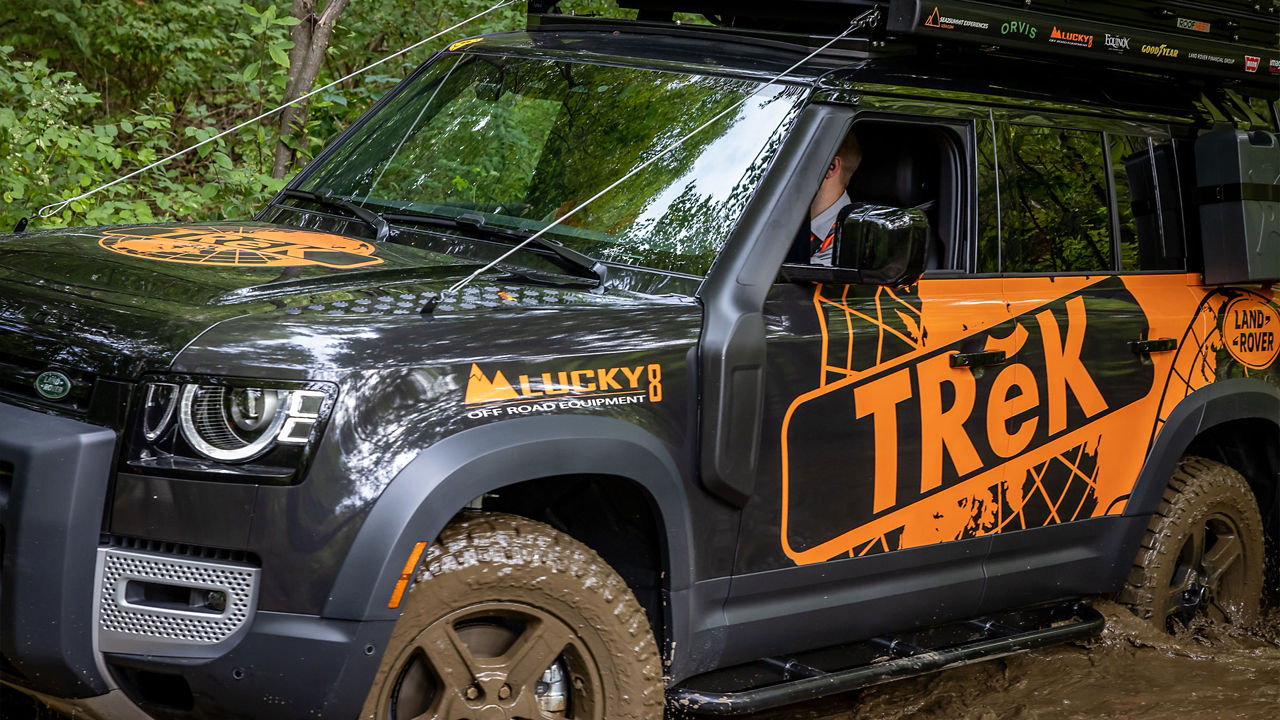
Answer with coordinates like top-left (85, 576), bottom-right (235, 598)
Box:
top-left (178, 385), bottom-right (290, 462)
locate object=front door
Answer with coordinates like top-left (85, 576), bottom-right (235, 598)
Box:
top-left (722, 275), bottom-right (1015, 663)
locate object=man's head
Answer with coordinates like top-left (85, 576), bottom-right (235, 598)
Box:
top-left (810, 130), bottom-right (862, 218)
top-left (831, 130), bottom-right (863, 186)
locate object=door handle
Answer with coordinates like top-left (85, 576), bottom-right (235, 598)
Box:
top-left (950, 350), bottom-right (1007, 368)
top-left (1129, 338), bottom-right (1177, 354)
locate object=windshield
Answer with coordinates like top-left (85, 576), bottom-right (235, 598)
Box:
top-left (292, 52), bottom-right (806, 276)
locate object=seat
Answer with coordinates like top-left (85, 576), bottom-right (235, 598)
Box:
top-left (848, 127), bottom-right (945, 269)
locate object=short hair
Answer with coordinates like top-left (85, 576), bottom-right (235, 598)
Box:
top-left (835, 131), bottom-right (862, 183)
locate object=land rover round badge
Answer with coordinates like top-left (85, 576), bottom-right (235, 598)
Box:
top-left (35, 371), bottom-right (72, 401)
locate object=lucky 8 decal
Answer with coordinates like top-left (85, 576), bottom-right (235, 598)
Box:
top-left (98, 226), bottom-right (384, 269)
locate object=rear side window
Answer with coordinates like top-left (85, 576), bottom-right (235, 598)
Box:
top-left (995, 124), bottom-right (1112, 273)
top-left (974, 121), bottom-right (1183, 274)
top-left (1109, 135), bottom-right (1184, 271)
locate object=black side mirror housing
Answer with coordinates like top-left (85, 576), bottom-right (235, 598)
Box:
top-left (833, 204), bottom-right (929, 286)
top-left (781, 203), bottom-right (929, 286)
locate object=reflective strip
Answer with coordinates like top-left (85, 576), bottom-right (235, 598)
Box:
top-left (388, 541), bottom-right (428, 609)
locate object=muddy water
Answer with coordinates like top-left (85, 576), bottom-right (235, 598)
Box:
top-left (746, 601), bottom-right (1280, 720)
top-left (6, 602), bottom-right (1277, 719)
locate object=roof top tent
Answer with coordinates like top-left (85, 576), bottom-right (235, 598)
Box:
top-left (596, 0), bottom-right (1279, 88)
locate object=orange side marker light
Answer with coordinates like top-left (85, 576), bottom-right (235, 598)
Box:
top-left (388, 541), bottom-right (428, 609)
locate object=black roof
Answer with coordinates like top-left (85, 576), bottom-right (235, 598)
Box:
top-left (468, 28), bottom-right (1253, 125)
top-left (527, 1), bottom-right (1279, 91)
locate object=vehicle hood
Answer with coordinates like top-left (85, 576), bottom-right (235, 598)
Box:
top-left (0, 222), bottom-right (647, 381)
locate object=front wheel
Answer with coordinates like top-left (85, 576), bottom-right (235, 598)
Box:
top-left (361, 513), bottom-right (664, 720)
top-left (1121, 456), bottom-right (1266, 632)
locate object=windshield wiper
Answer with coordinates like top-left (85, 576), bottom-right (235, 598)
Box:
top-left (281, 188), bottom-right (390, 242)
top-left (385, 211), bottom-right (607, 286)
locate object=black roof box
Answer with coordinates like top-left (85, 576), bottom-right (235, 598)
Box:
top-left (612, 0), bottom-right (1279, 87)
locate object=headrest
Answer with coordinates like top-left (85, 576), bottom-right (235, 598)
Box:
top-left (848, 128), bottom-right (936, 208)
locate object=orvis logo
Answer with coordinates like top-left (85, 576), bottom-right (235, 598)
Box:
top-left (1000, 20), bottom-right (1036, 39)
top-left (34, 371), bottom-right (72, 401)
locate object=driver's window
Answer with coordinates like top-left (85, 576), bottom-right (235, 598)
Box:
top-left (787, 120), bottom-right (959, 272)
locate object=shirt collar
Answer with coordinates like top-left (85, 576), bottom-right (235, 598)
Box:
top-left (810, 191), bottom-right (851, 238)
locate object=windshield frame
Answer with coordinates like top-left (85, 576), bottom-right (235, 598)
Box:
top-left (265, 45), bottom-right (812, 279)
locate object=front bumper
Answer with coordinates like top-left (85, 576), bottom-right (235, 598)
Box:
top-left (0, 403), bottom-right (116, 697)
top-left (0, 402), bottom-right (393, 719)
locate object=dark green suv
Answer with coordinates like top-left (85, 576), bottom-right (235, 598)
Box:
top-left (2, 1), bottom-right (1278, 718)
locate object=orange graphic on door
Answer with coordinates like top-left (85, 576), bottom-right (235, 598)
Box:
top-left (99, 226), bottom-right (383, 269)
top-left (779, 275), bottom-right (1277, 567)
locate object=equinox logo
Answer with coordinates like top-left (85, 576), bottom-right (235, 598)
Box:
top-left (1105, 34), bottom-right (1130, 50)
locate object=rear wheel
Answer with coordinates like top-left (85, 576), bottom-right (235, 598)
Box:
top-left (1122, 456), bottom-right (1266, 632)
top-left (361, 513), bottom-right (664, 720)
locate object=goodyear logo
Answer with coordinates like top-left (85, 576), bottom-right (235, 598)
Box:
top-left (464, 362), bottom-right (662, 418)
top-left (99, 226), bottom-right (383, 269)
top-left (1140, 44), bottom-right (1180, 58)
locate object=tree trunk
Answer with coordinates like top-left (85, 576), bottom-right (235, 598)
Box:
top-left (272, 0), bottom-right (351, 179)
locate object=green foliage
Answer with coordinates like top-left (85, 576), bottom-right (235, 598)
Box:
top-left (0, 0), bottom-right (599, 230)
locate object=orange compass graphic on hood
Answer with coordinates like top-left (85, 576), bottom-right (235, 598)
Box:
top-left (99, 225), bottom-right (384, 269)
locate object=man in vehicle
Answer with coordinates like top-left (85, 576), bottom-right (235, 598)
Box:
top-left (802, 130), bottom-right (862, 265)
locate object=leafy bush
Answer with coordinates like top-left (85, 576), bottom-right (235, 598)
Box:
top-left (0, 1), bottom-right (656, 230)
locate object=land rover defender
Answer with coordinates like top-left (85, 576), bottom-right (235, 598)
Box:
top-left (2, 1), bottom-right (1278, 718)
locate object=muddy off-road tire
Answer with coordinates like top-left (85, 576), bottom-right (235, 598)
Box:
top-left (360, 513), bottom-right (664, 720)
top-left (1122, 456), bottom-right (1266, 632)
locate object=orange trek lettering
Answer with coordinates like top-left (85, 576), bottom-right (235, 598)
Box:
top-left (854, 370), bottom-right (913, 513)
top-left (917, 351), bottom-right (982, 492)
top-left (1036, 296), bottom-right (1107, 434)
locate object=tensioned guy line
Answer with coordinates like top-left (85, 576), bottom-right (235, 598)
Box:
top-left (437, 9), bottom-right (878, 302)
top-left (36, 0), bottom-right (519, 219)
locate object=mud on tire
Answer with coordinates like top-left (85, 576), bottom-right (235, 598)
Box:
top-left (1121, 456), bottom-right (1266, 632)
top-left (361, 512), bottom-right (664, 720)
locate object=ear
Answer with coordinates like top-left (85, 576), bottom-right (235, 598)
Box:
top-left (825, 155), bottom-right (842, 180)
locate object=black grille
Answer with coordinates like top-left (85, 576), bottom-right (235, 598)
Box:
top-left (103, 535), bottom-right (258, 566)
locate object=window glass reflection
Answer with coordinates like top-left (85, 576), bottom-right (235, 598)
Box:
top-left (298, 55), bottom-right (805, 275)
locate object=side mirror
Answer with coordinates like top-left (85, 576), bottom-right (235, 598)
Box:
top-left (832, 204), bottom-right (929, 286)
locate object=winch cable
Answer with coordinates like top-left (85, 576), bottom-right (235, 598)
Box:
top-left (432, 8), bottom-right (878, 308)
top-left (36, 0), bottom-right (519, 220)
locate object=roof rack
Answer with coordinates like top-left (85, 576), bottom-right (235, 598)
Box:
top-left (539, 1), bottom-right (1278, 90)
